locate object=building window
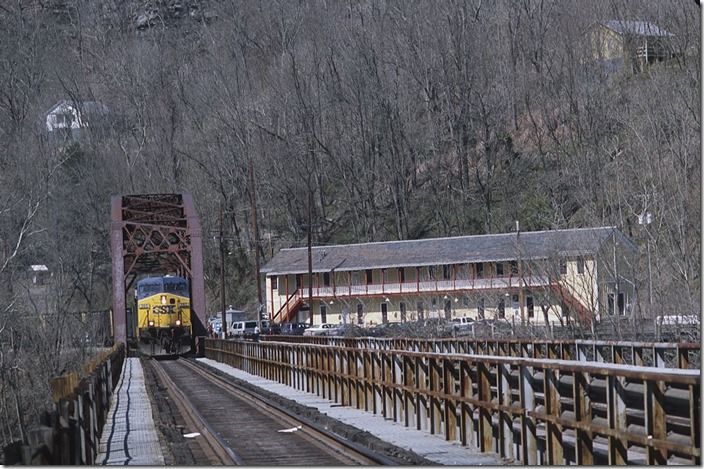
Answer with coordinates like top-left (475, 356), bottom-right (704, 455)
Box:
top-left (607, 292), bottom-right (625, 315)
top-left (510, 261), bottom-right (518, 274)
top-left (526, 296), bottom-right (534, 318)
top-left (559, 259), bottom-right (568, 275)
top-left (429, 266), bottom-right (436, 280)
top-left (320, 305), bottom-right (327, 323)
top-left (272, 276), bottom-right (279, 292)
top-left (498, 298), bottom-right (505, 318)
top-left (443, 265), bottom-right (452, 280)
top-left (400, 302), bottom-right (407, 322)
top-left (398, 268), bottom-right (405, 282)
top-left (365, 269), bottom-right (373, 284)
top-left (323, 272), bottom-right (330, 286)
top-left (577, 258), bottom-right (585, 274)
top-left (357, 303), bottom-right (364, 324)
top-left (462, 295), bottom-right (470, 307)
top-left (476, 263), bottom-right (484, 278)
top-left (477, 298), bottom-right (485, 319)
top-left (496, 263), bottom-right (504, 276)
top-left (296, 274), bottom-right (302, 288)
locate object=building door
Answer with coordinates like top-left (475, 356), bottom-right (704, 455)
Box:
top-left (356, 303), bottom-right (364, 325)
top-left (381, 302), bottom-right (388, 324)
top-left (320, 304), bottom-right (327, 323)
top-left (498, 298), bottom-right (505, 318)
top-left (400, 302), bottom-right (407, 322)
top-left (444, 297), bottom-right (452, 319)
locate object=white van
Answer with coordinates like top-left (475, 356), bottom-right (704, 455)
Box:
top-left (228, 320), bottom-right (260, 339)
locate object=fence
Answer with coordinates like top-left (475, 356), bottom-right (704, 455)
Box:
top-left (206, 338), bottom-right (700, 465)
top-left (2, 343), bottom-right (126, 465)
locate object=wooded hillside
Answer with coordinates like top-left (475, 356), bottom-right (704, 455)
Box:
top-left (0, 0), bottom-right (700, 451)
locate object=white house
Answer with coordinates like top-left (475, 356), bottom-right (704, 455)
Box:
top-left (45, 99), bottom-right (110, 136)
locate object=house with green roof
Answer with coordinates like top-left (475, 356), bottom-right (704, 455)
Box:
top-left (261, 226), bottom-right (639, 328)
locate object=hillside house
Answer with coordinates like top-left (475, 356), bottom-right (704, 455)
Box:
top-left (261, 227), bottom-right (639, 327)
top-left (46, 99), bottom-right (110, 141)
top-left (591, 20), bottom-right (675, 74)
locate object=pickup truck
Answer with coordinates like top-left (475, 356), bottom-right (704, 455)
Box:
top-left (450, 317), bottom-right (475, 335)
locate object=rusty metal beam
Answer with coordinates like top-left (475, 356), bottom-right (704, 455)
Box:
top-left (110, 193), bottom-right (207, 348)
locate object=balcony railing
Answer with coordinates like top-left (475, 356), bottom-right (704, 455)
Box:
top-left (299, 274), bottom-right (552, 299)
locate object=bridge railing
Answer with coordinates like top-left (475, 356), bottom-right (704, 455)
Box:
top-left (2, 343), bottom-right (126, 465)
top-left (206, 338), bottom-right (700, 465)
top-left (263, 336), bottom-right (700, 370)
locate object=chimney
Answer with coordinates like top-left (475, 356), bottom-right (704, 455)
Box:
top-left (515, 220), bottom-right (520, 235)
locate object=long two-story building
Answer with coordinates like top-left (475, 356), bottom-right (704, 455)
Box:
top-left (261, 226), bottom-right (639, 327)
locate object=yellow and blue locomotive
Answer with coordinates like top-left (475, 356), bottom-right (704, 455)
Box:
top-left (136, 276), bottom-right (192, 354)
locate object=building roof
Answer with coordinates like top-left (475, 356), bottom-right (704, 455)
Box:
top-left (602, 20), bottom-right (674, 37)
top-left (46, 99), bottom-right (109, 116)
top-left (261, 226), bottom-right (638, 276)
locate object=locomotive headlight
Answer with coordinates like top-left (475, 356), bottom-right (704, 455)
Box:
top-left (160, 295), bottom-right (167, 305)
top-left (148, 320), bottom-right (155, 327)
top-left (175, 319), bottom-right (182, 326)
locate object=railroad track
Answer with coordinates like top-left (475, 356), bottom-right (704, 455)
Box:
top-left (147, 357), bottom-right (403, 465)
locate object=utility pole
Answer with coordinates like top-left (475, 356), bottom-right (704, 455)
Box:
top-left (307, 185), bottom-right (313, 325)
top-left (219, 203), bottom-right (227, 337)
top-left (516, 221), bottom-right (525, 326)
top-left (249, 156), bottom-right (263, 333)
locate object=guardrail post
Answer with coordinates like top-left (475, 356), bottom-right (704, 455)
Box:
top-left (382, 352), bottom-right (393, 418)
top-left (429, 357), bottom-right (442, 435)
top-left (373, 351), bottom-right (383, 415)
top-left (607, 375), bottom-right (628, 464)
top-left (403, 355), bottom-right (415, 428)
top-left (392, 353), bottom-right (403, 423)
top-left (544, 367), bottom-right (563, 464)
top-left (498, 361), bottom-right (513, 460)
top-left (477, 361), bottom-right (493, 452)
top-left (687, 383), bottom-right (700, 465)
top-left (645, 379), bottom-right (667, 464)
top-left (677, 347), bottom-right (690, 369)
top-left (443, 358), bottom-right (457, 442)
top-left (573, 370), bottom-right (593, 464)
top-left (459, 360), bottom-right (475, 447)
top-left (416, 357), bottom-right (428, 431)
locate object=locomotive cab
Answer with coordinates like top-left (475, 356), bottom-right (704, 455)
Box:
top-left (136, 276), bottom-right (192, 354)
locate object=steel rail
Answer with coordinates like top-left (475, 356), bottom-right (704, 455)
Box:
top-left (148, 358), bottom-right (243, 465)
top-left (179, 358), bottom-right (402, 465)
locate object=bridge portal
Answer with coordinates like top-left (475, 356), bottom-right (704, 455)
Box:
top-left (110, 193), bottom-right (206, 347)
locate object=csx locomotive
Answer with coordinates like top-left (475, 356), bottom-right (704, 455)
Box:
top-left (136, 276), bottom-right (192, 354)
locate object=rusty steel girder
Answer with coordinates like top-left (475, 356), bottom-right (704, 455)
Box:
top-left (111, 194), bottom-right (206, 347)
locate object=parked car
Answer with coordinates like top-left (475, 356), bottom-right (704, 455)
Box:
top-left (262, 322), bottom-right (282, 335)
top-left (367, 322), bottom-right (402, 337)
top-left (302, 323), bottom-right (337, 336)
top-left (327, 323), bottom-right (364, 337)
top-left (450, 317), bottom-right (475, 335)
top-left (421, 318), bottom-right (453, 337)
top-left (471, 318), bottom-right (513, 337)
top-left (229, 320), bottom-right (261, 339)
top-left (280, 322), bottom-right (312, 336)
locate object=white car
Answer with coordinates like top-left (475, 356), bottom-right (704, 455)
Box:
top-left (302, 323), bottom-right (337, 336)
